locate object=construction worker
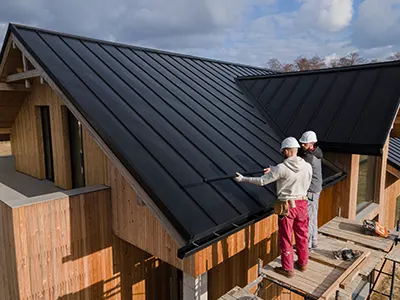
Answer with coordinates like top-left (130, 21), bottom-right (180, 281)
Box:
top-left (235, 137), bottom-right (312, 278)
top-left (299, 131), bottom-right (323, 250)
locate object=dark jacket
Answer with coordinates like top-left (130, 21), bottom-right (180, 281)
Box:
top-left (300, 147), bottom-right (323, 194)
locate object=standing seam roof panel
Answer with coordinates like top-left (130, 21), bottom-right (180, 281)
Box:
top-left (8, 24), bottom-right (347, 255)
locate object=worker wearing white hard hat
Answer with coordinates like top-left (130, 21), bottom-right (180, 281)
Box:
top-left (235, 137), bottom-right (312, 278)
top-left (299, 131), bottom-right (323, 251)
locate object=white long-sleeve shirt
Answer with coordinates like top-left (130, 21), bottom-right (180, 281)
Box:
top-left (241, 156), bottom-right (312, 201)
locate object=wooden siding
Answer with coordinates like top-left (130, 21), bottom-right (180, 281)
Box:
top-left (321, 153), bottom-right (360, 223)
top-left (11, 80), bottom-right (72, 189)
top-left (3, 188), bottom-right (180, 300)
top-left (0, 91), bottom-right (27, 129)
top-left (376, 139), bottom-right (389, 224)
top-left (207, 215), bottom-right (303, 300)
top-left (385, 172), bottom-right (400, 228)
top-left (0, 201), bottom-right (19, 299)
top-left (317, 184), bottom-right (336, 227)
top-left (82, 127), bottom-right (110, 186)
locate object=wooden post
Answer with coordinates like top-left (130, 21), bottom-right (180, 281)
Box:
top-left (376, 139), bottom-right (389, 225)
top-left (22, 54), bottom-right (30, 88)
top-left (183, 272), bottom-right (208, 300)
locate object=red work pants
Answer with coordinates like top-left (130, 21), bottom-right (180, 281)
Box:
top-left (278, 199), bottom-right (309, 271)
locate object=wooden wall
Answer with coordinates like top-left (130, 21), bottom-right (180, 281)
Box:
top-left (319, 153), bottom-right (360, 225)
top-left (11, 79), bottom-right (72, 189)
top-left (384, 172), bottom-right (400, 229)
top-left (0, 201), bottom-right (19, 299)
top-left (207, 214), bottom-right (299, 300)
top-left (2, 187), bottom-right (181, 300)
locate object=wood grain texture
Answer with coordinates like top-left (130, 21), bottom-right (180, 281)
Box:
top-left (3, 188), bottom-right (181, 300)
top-left (11, 79), bottom-right (72, 189)
top-left (0, 91), bottom-right (27, 129)
top-left (208, 215), bottom-right (304, 300)
top-left (321, 153), bottom-right (360, 223)
top-left (384, 172), bottom-right (400, 229)
top-left (319, 250), bottom-right (369, 299)
top-left (376, 139), bottom-right (389, 224)
top-left (319, 217), bottom-right (393, 252)
top-left (0, 201), bottom-right (19, 299)
top-left (385, 243), bottom-right (400, 263)
top-left (82, 127), bottom-right (110, 186)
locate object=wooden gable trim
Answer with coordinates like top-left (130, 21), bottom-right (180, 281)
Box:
top-left (0, 37), bottom-right (12, 78)
top-left (9, 33), bottom-right (186, 247)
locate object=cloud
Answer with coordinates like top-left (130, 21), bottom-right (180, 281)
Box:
top-left (0, 0), bottom-right (397, 68)
top-left (352, 0), bottom-right (400, 49)
top-left (296, 0), bottom-right (354, 32)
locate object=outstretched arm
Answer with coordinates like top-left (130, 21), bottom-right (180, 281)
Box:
top-left (235, 167), bottom-right (280, 186)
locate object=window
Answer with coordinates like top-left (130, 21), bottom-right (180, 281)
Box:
top-left (66, 108), bottom-right (85, 188)
top-left (39, 106), bottom-right (54, 182)
top-left (356, 155), bottom-right (376, 213)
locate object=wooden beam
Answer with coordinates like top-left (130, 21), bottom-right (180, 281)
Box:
top-left (319, 251), bottom-right (370, 299)
top-left (0, 82), bottom-right (31, 92)
top-left (356, 202), bottom-right (380, 222)
top-left (376, 138), bottom-right (389, 224)
top-left (6, 69), bottom-right (42, 83)
top-left (387, 164), bottom-right (400, 179)
top-left (22, 54), bottom-right (30, 88)
top-left (0, 128), bottom-right (12, 134)
top-left (0, 38), bottom-right (13, 78)
top-left (10, 33), bottom-right (186, 247)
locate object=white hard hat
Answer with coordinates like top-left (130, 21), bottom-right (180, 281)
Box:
top-left (299, 131), bottom-right (318, 143)
top-left (280, 137), bottom-right (301, 151)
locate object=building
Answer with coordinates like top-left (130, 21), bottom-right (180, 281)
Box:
top-left (0, 23), bottom-right (400, 299)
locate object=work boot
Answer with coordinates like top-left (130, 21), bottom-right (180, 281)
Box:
top-left (274, 267), bottom-right (294, 278)
top-left (295, 261), bottom-right (307, 272)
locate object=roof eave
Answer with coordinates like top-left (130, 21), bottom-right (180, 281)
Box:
top-left (177, 168), bottom-right (347, 259)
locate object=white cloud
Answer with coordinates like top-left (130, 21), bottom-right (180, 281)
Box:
top-left (296, 0), bottom-right (354, 32)
top-left (352, 0), bottom-right (400, 49)
top-left (0, 0), bottom-right (398, 68)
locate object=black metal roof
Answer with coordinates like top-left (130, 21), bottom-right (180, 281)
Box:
top-left (238, 62), bottom-right (400, 155)
top-left (389, 138), bottom-right (400, 170)
top-left (4, 24), bottom-right (345, 258)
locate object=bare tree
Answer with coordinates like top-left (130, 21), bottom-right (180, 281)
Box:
top-left (267, 58), bottom-right (284, 72)
top-left (266, 51), bottom-right (374, 72)
top-left (388, 52), bottom-right (400, 61)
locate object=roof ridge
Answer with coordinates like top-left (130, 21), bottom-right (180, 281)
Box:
top-left (9, 23), bottom-right (272, 71)
top-left (237, 60), bottom-right (400, 80)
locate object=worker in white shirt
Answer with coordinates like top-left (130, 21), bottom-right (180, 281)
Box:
top-left (235, 137), bottom-right (312, 278)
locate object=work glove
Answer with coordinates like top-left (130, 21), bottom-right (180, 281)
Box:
top-left (234, 172), bottom-right (244, 182)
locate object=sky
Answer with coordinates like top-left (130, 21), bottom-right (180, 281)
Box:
top-left (0, 0), bottom-right (399, 67)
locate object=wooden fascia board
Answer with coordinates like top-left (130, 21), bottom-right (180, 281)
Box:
top-left (10, 33), bottom-right (186, 247)
top-left (6, 69), bottom-right (42, 83)
top-left (0, 38), bottom-right (12, 78)
top-left (0, 82), bottom-right (31, 92)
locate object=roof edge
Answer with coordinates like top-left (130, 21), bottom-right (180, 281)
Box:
top-left (178, 164), bottom-right (347, 258)
top-left (0, 24), bottom-right (14, 72)
top-left (319, 142), bottom-right (384, 156)
top-left (9, 22), bottom-right (272, 72)
top-left (236, 60), bottom-right (400, 81)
